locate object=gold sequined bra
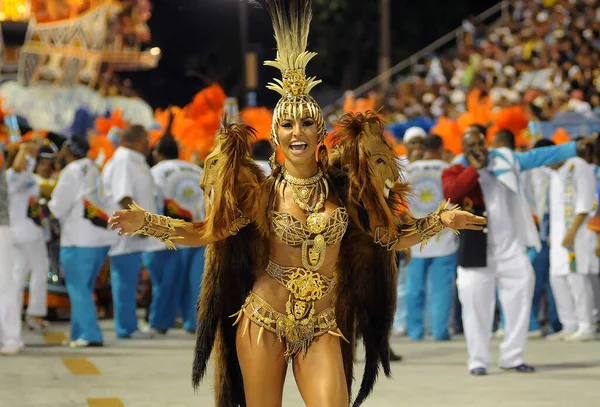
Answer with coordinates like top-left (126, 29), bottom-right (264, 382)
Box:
top-left (271, 207), bottom-right (348, 270)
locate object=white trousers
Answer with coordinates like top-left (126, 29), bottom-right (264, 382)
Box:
top-left (550, 273), bottom-right (595, 334)
top-left (13, 238), bottom-right (49, 317)
top-left (0, 226), bottom-right (23, 346)
top-left (457, 252), bottom-right (534, 370)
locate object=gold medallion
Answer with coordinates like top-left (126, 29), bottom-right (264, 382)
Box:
top-left (306, 212), bottom-right (327, 234)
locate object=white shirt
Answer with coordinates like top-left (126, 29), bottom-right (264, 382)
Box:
top-left (151, 159), bottom-right (205, 222)
top-left (5, 167), bottom-right (44, 244)
top-left (255, 160), bottom-right (271, 177)
top-left (151, 159), bottom-right (204, 250)
top-left (102, 146), bottom-right (162, 256)
top-left (406, 159), bottom-right (458, 258)
top-left (48, 158), bottom-right (115, 248)
top-left (478, 170), bottom-right (525, 261)
top-left (549, 157), bottom-right (598, 276)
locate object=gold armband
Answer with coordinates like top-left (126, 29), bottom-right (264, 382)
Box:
top-left (374, 226), bottom-right (400, 251)
top-left (403, 200), bottom-right (460, 250)
top-left (128, 202), bottom-right (187, 250)
top-left (229, 211), bottom-right (251, 236)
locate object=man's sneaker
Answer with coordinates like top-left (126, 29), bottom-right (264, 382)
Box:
top-left (125, 330), bottom-right (155, 339)
top-left (528, 330), bottom-right (543, 339)
top-left (494, 329), bottom-right (504, 339)
top-left (546, 330), bottom-right (573, 341)
top-left (564, 331), bottom-right (595, 342)
top-left (0, 344), bottom-right (21, 356)
top-left (25, 316), bottom-right (49, 332)
top-left (69, 338), bottom-right (104, 348)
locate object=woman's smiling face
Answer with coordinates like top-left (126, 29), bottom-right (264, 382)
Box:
top-left (277, 114), bottom-right (319, 166)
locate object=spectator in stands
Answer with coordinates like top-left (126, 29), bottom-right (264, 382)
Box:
top-left (251, 140), bottom-right (274, 177)
top-left (548, 150), bottom-right (598, 342)
top-left (48, 137), bottom-right (114, 348)
top-left (102, 125), bottom-right (157, 339)
top-left (405, 135), bottom-right (458, 341)
top-left (0, 145), bottom-right (23, 356)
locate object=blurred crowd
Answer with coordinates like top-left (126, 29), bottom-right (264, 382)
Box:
top-left (377, 0), bottom-right (600, 125)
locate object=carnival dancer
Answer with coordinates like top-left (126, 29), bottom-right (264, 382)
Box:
top-left (548, 155), bottom-right (598, 341)
top-left (442, 128), bottom-right (595, 375)
top-left (0, 143), bottom-right (23, 356)
top-left (48, 137), bottom-right (114, 348)
top-left (6, 141), bottom-right (50, 332)
top-left (108, 1), bottom-right (486, 405)
top-left (405, 135), bottom-right (458, 341)
top-left (149, 134), bottom-right (205, 333)
top-left (102, 125), bottom-right (156, 339)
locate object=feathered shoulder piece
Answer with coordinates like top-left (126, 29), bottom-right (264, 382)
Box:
top-left (202, 116), bottom-right (265, 240)
top-left (252, 0), bottom-right (327, 144)
top-left (331, 111), bottom-right (410, 232)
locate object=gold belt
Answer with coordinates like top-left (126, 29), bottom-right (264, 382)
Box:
top-left (231, 291), bottom-right (347, 360)
top-left (266, 261), bottom-right (335, 329)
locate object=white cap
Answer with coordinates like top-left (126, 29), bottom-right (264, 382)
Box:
top-left (403, 127), bottom-right (427, 143)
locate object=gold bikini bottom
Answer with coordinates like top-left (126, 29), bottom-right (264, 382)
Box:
top-left (231, 291), bottom-right (347, 360)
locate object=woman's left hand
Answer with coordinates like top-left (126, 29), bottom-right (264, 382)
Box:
top-left (441, 208), bottom-right (487, 231)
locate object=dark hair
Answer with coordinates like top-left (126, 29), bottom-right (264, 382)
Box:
top-left (493, 129), bottom-right (516, 150)
top-left (533, 138), bottom-right (555, 149)
top-left (36, 146), bottom-right (55, 163)
top-left (122, 124), bottom-right (148, 144)
top-left (468, 123), bottom-right (487, 135)
top-left (155, 134), bottom-right (179, 160)
top-left (66, 137), bottom-right (90, 159)
top-left (252, 140), bottom-right (274, 161)
top-left (423, 134), bottom-right (443, 152)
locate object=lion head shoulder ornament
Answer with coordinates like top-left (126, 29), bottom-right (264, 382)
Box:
top-left (253, 0), bottom-right (327, 145)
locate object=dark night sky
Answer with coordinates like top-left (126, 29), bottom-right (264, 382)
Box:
top-left (124, 0), bottom-right (498, 109)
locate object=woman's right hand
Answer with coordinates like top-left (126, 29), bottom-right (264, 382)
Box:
top-left (108, 209), bottom-right (146, 236)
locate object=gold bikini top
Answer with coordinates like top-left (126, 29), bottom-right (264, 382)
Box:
top-left (272, 207), bottom-right (348, 246)
top-left (271, 207), bottom-right (349, 271)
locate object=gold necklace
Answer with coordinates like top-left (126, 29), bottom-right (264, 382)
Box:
top-left (282, 169), bottom-right (327, 213)
top-left (277, 168), bottom-right (331, 271)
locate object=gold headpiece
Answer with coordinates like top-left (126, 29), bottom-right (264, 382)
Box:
top-left (255, 0), bottom-right (327, 145)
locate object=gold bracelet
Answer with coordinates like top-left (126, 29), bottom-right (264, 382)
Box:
top-left (127, 202), bottom-right (187, 250)
top-left (402, 200), bottom-right (460, 251)
top-left (374, 226), bottom-right (400, 251)
top-left (228, 211), bottom-right (251, 235)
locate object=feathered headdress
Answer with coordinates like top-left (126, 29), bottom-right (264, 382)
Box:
top-left (253, 0), bottom-right (327, 145)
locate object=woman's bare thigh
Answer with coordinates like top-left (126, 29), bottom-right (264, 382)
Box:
top-left (236, 315), bottom-right (288, 407)
top-left (292, 334), bottom-right (348, 407)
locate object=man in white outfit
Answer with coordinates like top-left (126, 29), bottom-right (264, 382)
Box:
top-left (48, 137), bottom-right (115, 348)
top-left (150, 135), bottom-right (205, 333)
top-left (103, 125), bottom-right (159, 339)
top-left (0, 144), bottom-right (23, 355)
top-left (6, 142), bottom-right (49, 332)
top-left (548, 156), bottom-right (598, 341)
top-left (442, 128), bottom-right (591, 375)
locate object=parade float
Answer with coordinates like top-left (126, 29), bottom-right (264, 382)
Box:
top-left (0, 0), bottom-right (160, 318)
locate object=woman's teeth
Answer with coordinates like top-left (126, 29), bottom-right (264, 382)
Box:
top-left (290, 141), bottom-right (308, 153)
